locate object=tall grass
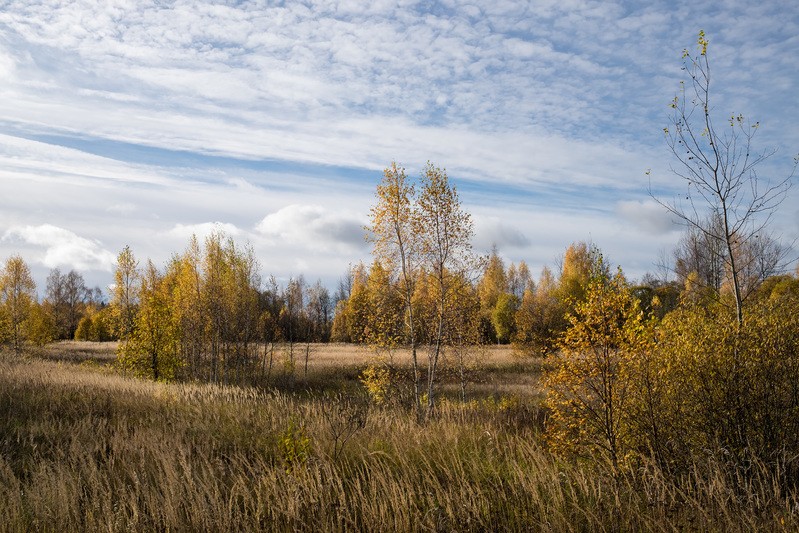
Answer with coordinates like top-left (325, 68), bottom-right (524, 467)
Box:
top-left (1, 358), bottom-right (797, 531)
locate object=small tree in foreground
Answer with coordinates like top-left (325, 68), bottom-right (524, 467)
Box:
top-left (545, 258), bottom-right (646, 470)
top-left (366, 161), bottom-right (479, 419)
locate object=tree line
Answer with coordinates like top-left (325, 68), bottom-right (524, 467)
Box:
top-left (111, 234), bottom-right (336, 383)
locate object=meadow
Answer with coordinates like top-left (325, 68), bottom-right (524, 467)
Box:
top-left (1, 342), bottom-right (798, 532)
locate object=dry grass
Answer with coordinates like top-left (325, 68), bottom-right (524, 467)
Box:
top-left (308, 342), bottom-right (551, 400)
top-left (1, 348), bottom-right (797, 531)
top-left (36, 340), bottom-right (119, 364)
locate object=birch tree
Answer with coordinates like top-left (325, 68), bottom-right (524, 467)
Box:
top-left (651, 31), bottom-right (796, 325)
top-left (0, 255), bottom-right (36, 354)
top-left (368, 162), bottom-right (423, 413)
top-left (367, 161), bottom-right (479, 417)
top-left (415, 162), bottom-right (477, 417)
top-left (111, 246), bottom-right (139, 340)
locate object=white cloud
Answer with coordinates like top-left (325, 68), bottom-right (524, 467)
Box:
top-left (473, 215), bottom-right (531, 252)
top-left (106, 202), bottom-right (137, 215)
top-left (255, 204), bottom-right (367, 252)
top-left (2, 224), bottom-right (116, 271)
top-left (615, 200), bottom-right (680, 235)
top-left (166, 222), bottom-right (242, 242)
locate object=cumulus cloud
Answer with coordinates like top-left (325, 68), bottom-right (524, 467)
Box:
top-left (615, 200), bottom-right (679, 235)
top-left (473, 215), bottom-right (531, 252)
top-left (2, 224), bottom-right (116, 271)
top-left (255, 204), bottom-right (367, 251)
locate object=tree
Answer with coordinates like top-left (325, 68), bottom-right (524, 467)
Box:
top-left (444, 270), bottom-right (481, 402)
top-left (367, 162), bottom-right (423, 412)
top-left (259, 275), bottom-right (283, 379)
top-left (26, 302), bottom-right (55, 346)
top-left (117, 260), bottom-right (182, 381)
top-left (476, 247), bottom-right (508, 343)
top-left (73, 304), bottom-right (113, 342)
top-left (279, 276), bottom-right (305, 382)
top-left (545, 258), bottom-right (645, 470)
top-left (652, 30), bottom-right (796, 325)
top-left (199, 232), bottom-right (261, 384)
top-left (557, 241), bottom-right (602, 309)
top-left (44, 268), bottom-right (91, 340)
top-left (507, 260), bottom-right (533, 301)
top-left (63, 270), bottom-right (90, 339)
top-left (671, 212), bottom-right (786, 307)
top-left (172, 236), bottom-right (205, 379)
top-left (331, 264), bottom-right (369, 343)
top-left (305, 279), bottom-right (332, 343)
top-left (414, 162), bottom-right (478, 417)
top-left (111, 246), bottom-right (139, 339)
top-left (220, 240), bottom-right (261, 382)
top-left (513, 266), bottom-right (565, 357)
top-left (44, 268), bottom-right (67, 339)
top-left (672, 213), bottom-right (726, 295)
top-left (491, 292), bottom-right (518, 344)
top-left (0, 255), bottom-right (37, 355)
top-left (363, 261), bottom-right (403, 348)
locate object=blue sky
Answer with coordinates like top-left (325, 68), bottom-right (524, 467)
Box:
top-left (0, 0), bottom-right (797, 293)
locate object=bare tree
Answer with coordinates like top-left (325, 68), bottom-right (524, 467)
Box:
top-left (650, 31), bottom-right (796, 325)
top-left (673, 211), bottom-right (786, 303)
top-left (306, 279), bottom-right (332, 343)
top-left (44, 268), bottom-right (67, 338)
top-left (45, 268), bottom-right (91, 340)
top-left (673, 212), bottom-right (726, 294)
top-left (280, 276), bottom-right (305, 383)
top-left (63, 270), bottom-right (90, 339)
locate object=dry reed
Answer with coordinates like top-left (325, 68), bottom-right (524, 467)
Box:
top-left (1, 356), bottom-right (797, 532)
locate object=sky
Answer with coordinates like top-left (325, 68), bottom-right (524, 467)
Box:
top-left (0, 0), bottom-right (797, 296)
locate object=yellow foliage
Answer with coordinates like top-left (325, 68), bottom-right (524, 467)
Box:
top-left (359, 362), bottom-right (392, 405)
top-left (0, 255), bottom-right (37, 353)
top-left (627, 294), bottom-right (799, 468)
top-left (279, 419), bottom-right (311, 472)
top-left (545, 262), bottom-right (645, 469)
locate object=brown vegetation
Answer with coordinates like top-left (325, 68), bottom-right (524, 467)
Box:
top-left (2, 349), bottom-right (798, 532)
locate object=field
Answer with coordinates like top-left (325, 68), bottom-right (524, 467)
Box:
top-left (1, 342), bottom-right (797, 531)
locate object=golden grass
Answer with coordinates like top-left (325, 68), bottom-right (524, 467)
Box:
top-left (36, 340), bottom-right (119, 364)
top-left (285, 342), bottom-right (524, 368)
top-left (32, 341), bottom-right (550, 401)
top-left (1, 355), bottom-right (798, 531)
